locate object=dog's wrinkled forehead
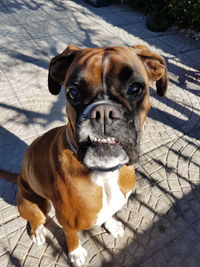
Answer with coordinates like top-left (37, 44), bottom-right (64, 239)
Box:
top-left (48, 44), bottom-right (167, 97)
top-left (66, 51), bottom-right (103, 92)
top-left (65, 47), bottom-right (148, 95)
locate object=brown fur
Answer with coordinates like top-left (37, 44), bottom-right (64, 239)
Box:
top-left (118, 166), bottom-right (136, 196)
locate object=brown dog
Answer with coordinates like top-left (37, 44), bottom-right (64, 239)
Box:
top-left (1, 45), bottom-right (167, 266)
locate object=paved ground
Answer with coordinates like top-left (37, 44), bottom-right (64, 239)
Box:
top-left (0, 0), bottom-right (200, 266)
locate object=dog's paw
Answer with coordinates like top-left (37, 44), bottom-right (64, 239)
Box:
top-left (68, 244), bottom-right (87, 266)
top-left (32, 224), bottom-right (47, 246)
top-left (104, 217), bottom-right (124, 238)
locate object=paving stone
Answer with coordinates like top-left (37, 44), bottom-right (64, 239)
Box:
top-left (82, 239), bottom-right (98, 262)
top-left (0, 252), bottom-right (10, 266)
top-left (28, 242), bottom-right (47, 258)
top-left (23, 256), bottom-right (40, 267)
top-left (11, 243), bottom-right (29, 263)
top-left (87, 252), bottom-right (103, 266)
top-left (39, 255), bottom-right (57, 267)
top-left (0, 224), bottom-right (6, 239)
top-left (116, 207), bottom-right (129, 222)
top-left (56, 251), bottom-right (69, 266)
top-left (101, 232), bottom-right (115, 248)
top-left (1, 206), bottom-right (18, 223)
top-left (7, 228), bottom-right (25, 251)
top-left (140, 257), bottom-right (155, 267)
top-left (158, 33), bottom-right (200, 52)
top-left (18, 229), bottom-right (33, 248)
top-left (0, 24), bottom-right (30, 46)
top-left (3, 217), bottom-right (26, 235)
top-left (0, 236), bottom-right (10, 256)
top-left (164, 241), bottom-right (178, 260)
top-left (44, 241), bottom-right (62, 260)
top-left (186, 257), bottom-right (198, 267)
top-left (153, 250), bottom-right (168, 267)
top-left (167, 255), bottom-right (185, 267)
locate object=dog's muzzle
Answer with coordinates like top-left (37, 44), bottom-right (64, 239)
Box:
top-left (75, 100), bottom-right (137, 171)
top-left (67, 100), bottom-right (121, 155)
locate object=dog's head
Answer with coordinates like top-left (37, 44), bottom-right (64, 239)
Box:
top-left (48, 45), bottom-right (168, 171)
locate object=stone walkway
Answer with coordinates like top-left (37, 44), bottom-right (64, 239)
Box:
top-left (0, 0), bottom-right (200, 266)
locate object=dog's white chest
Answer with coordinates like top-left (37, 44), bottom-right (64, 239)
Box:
top-left (92, 170), bottom-right (127, 226)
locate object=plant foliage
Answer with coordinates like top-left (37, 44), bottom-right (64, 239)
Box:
top-left (128, 0), bottom-right (200, 31)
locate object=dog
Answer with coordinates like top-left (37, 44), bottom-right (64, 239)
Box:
top-left (0, 44), bottom-right (167, 266)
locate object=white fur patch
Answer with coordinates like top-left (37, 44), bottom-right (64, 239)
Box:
top-left (102, 56), bottom-right (110, 99)
top-left (92, 171), bottom-right (130, 226)
top-left (32, 224), bottom-right (47, 246)
top-left (84, 150), bottom-right (129, 169)
top-left (68, 244), bottom-right (87, 266)
top-left (78, 120), bottom-right (96, 142)
top-left (104, 217), bottom-right (124, 238)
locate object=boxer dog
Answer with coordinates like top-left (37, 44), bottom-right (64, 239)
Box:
top-left (1, 45), bottom-right (168, 266)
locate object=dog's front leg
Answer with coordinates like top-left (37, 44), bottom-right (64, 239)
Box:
top-left (57, 218), bottom-right (87, 266)
top-left (65, 228), bottom-right (87, 266)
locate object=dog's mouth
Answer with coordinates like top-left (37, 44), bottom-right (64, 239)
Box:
top-left (76, 106), bottom-right (140, 171)
top-left (77, 134), bottom-right (129, 171)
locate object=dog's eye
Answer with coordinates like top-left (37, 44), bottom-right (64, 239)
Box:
top-left (128, 83), bottom-right (144, 96)
top-left (67, 88), bottom-right (80, 102)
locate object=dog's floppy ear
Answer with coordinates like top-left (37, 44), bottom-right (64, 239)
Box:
top-left (48, 44), bottom-right (81, 95)
top-left (133, 45), bottom-right (168, 96)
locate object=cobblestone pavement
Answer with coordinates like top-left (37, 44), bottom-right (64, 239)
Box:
top-left (0, 0), bottom-right (200, 266)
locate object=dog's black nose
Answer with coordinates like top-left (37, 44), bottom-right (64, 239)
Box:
top-left (90, 104), bottom-right (122, 125)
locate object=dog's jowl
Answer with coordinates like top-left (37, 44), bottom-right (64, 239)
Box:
top-left (17, 45), bottom-right (168, 266)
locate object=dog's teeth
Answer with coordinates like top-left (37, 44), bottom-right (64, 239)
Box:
top-left (92, 137), bottom-right (116, 144)
top-left (108, 138), bottom-right (116, 144)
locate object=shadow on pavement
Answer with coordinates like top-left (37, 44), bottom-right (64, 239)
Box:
top-left (0, 91), bottom-right (66, 127)
top-left (114, 186), bottom-right (200, 266)
top-left (0, 126), bottom-right (26, 205)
